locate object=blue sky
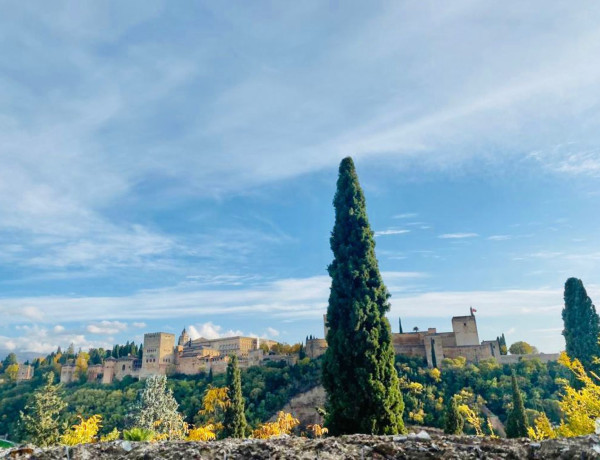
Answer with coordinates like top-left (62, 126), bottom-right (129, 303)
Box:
top-left (2, 1), bottom-right (600, 358)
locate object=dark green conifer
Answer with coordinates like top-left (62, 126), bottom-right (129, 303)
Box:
top-left (443, 395), bottom-right (463, 435)
top-left (562, 277), bottom-right (600, 371)
top-left (505, 372), bottom-right (528, 438)
top-left (222, 355), bottom-right (247, 438)
top-left (322, 157), bottom-right (404, 435)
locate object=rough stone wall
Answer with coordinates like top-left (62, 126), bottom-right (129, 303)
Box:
top-left (305, 338), bottom-right (327, 359)
top-left (16, 365), bottom-right (33, 382)
top-left (443, 344), bottom-right (494, 363)
top-left (498, 353), bottom-right (561, 365)
top-left (7, 434), bottom-right (600, 459)
top-left (59, 364), bottom-right (76, 384)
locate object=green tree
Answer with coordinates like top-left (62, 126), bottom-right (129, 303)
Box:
top-left (222, 355), bottom-right (247, 438)
top-left (444, 395), bottom-right (464, 435)
top-left (508, 341), bottom-right (537, 355)
top-left (2, 352), bottom-right (17, 370)
top-left (562, 277), bottom-right (600, 371)
top-left (132, 375), bottom-right (186, 440)
top-left (506, 372), bottom-right (528, 438)
top-left (322, 157), bottom-right (404, 435)
top-left (19, 372), bottom-right (66, 447)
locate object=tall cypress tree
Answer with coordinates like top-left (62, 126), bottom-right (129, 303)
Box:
top-left (562, 277), bottom-right (600, 371)
top-left (322, 157), bottom-right (404, 435)
top-left (505, 372), bottom-right (528, 438)
top-left (223, 355), bottom-right (247, 438)
top-left (443, 395), bottom-right (464, 435)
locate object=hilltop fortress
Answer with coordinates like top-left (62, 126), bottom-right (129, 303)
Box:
top-left (61, 330), bottom-right (283, 384)
top-left (306, 310), bottom-right (559, 367)
top-left (59, 310), bottom-right (558, 384)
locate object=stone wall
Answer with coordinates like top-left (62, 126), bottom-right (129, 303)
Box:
top-left (498, 353), bottom-right (561, 365)
top-left (8, 434), bottom-right (600, 459)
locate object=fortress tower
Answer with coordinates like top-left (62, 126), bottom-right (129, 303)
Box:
top-left (141, 332), bottom-right (175, 377)
top-left (178, 328), bottom-right (190, 347)
top-left (451, 314), bottom-right (480, 346)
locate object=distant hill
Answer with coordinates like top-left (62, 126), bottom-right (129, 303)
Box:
top-left (0, 349), bottom-right (43, 363)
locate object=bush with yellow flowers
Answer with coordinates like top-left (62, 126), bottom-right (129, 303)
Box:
top-left (252, 412), bottom-right (300, 439)
top-left (187, 423), bottom-right (218, 441)
top-left (60, 415), bottom-right (102, 446)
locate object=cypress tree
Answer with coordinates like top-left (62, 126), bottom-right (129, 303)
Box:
top-left (431, 340), bottom-right (437, 368)
top-left (505, 372), bottom-right (528, 438)
top-left (562, 277), bottom-right (600, 371)
top-left (322, 157), bottom-right (404, 435)
top-left (222, 355), bottom-right (247, 438)
top-left (443, 395), bottom-right (463, 435)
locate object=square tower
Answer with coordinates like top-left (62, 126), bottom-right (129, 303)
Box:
top-left (451, 315), bottom-right (480, 346)
top-left (141, 332), bottom-right (175, 377)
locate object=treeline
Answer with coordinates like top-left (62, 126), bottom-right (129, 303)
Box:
top-left (0, 356), bottom-right (321, 441)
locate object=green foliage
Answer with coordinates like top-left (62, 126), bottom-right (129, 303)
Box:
top-left (506, 372), bottom-right (529, 438)
top-left (0, 357), bottom-right (321, 444)
top-left (396, 355), bottom-right (568, 432)
top-left (132, 375), bottom-right (186, 440)
top-left (443, 395), bottom-right (464, 435)
top-left (562, 277), bottom-right (600, 372)
top-left (1, 353), bottom-right (17, 370)
top-left (19, 372), bottom-right (67, 447)
top-left (322, 157), bottom-right (404, 435)
top-left (222, 355), bottom-right (247, 438)
top-left (509, 341), bottom-right (538, 355)
top-left (123, 427), bottom-right (155, 441)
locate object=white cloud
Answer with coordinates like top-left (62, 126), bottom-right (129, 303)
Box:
top-left (132, 322), bottom-right (147, 329)
top-left (188, 322), bottom-right (245, 341)
top-left (21, 306), bottom-right (44, 321)
top-left (265, 327), bottom-right (280, 338)
top-left (53, 325), bottom-right (65, 333)
top-left (374, 229), bottom-right (410, 237)
top-left (488, 235), bottom-right (512, 241)
top-left (393, 213), bottom-right (418, 219)
top-left (86, 320), bottom-right (128, 335)
top-left (0, 324), bottom-right (112, 355)
top-left (438, 233), bottom-right (479, 239)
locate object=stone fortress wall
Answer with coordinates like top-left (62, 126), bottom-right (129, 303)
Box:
top-left (61, 328), bottom-right (293, 384)
top-left (57, 310), bottom-right (560, 384)
top-left (305, 310), bottom-right (559, 369)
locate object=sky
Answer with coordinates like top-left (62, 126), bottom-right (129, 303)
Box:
top-left (2, 1), bottom-right (600, 359)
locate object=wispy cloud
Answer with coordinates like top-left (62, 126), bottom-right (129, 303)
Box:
top-left (393, 213), bottom-right (418, 219)
top-left (488, 235), bottom-right (512, 241)
top-left (438, 233), bottom-right (479, 239)
top-left (375, 229), bottom-right (410, 237)
top-left (86, 321), bottom-right (128, 335)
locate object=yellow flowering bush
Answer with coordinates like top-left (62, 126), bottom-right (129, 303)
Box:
top-left (60, 415), bottom-right (102, 446)
top-left (252, 412), bottom-right (300, 439)
top-left (306, 423), bottom-right (328, 438)
top-left (187, 423), bottom-right (217, 441)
